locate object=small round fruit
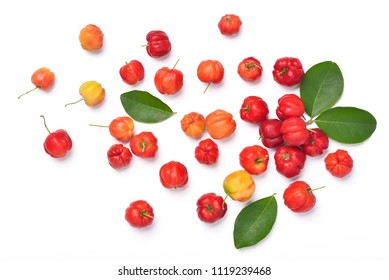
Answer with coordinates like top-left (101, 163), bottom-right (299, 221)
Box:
top-left (237, 57), bottom-right (262, 82)
top-left (159, 161), bottom-right (189, 189)
top-left (109, 116), bottom-right (134, 142)
top-left (218, 14), bottom-right (242, 36)
top-left (223, 170), bottom-right (255, 202)
top-left (79, 24), bottom-right (104, 51)
top-left (283, 181), bottom-right (316, 213)
top-left (205, 109), bottom-right (236, 140)
top-left (107, 144), bottom-right (132, 169)
top-left (180, 112), bottom-right (206, 139)
top-left (196, 193), bottom-right (227, 223)
top-left (119, 60), bottom-right (145, 85)
top-left (125, 200), bottom-right (154, 228)
top-left (129, 131), bottom-right (158, 159)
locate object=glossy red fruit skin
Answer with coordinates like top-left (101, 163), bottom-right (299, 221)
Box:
top-left (240, 96), bottom-right (269, 124)
top-left (129, 131), bottom-right (158, 159)
top-left (280, 117), bottom-right (310, 146)
top-left (302, 128), bottom-right (329, 157)
top-left (283, 181), bottom-right (316, 213)
top-left (259, 118), bottom-right (284, 148)
top-left (43, 129), bottom-right (72, 158)
top-left (107, 144), bottom-right (132, 169)
top-left (239, 145), bottom-right (269, 175)
top-left (218, 14), bottom-right (242, 36)
top-left (272, 57), bottom-right (304, 87)
top-left (276, 93), bottom-right (305, 121)
top-left (159, 161), bottom-right (189, 189)
top-left (237, 57), bottom-right (262, 82)
top-left (145, 30), bottom-right (171, 58)
top-left (324, 149), bottom-right (353, 178)
top-left (194, 138), bottom-right (219, 165)
top-left (119, 60), bottom-right (145, 85)
top-left (274, 145), bottom-right (306, 178)
top-left (154, 66), bottom-right (184, 95)
top-left (196, 193), bottom-right (227, 223)
top-left (125, 200), bottom-right (154, 228)
top-left (197, 60), bottom-right (224, 92)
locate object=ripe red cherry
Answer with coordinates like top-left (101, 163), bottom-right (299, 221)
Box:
top-left (159, 161), bottom-right (189, 189)
top-left (301, 128), bottom-right (329, 157)
top-left (276, 93), bottom-right (305, 121)
top-left (324, 149), bottom-right (353, 178)
top-left (196, 193), bottom-right (227, 223)
top-left (237, 57), bottom-right (263, 82)
top-left (18, 67), bottom-right (55, 99)
top-left (119, 60), bottom-right (145, 85)
top-left (240, 96), bottom-right (269, 124)
top-left (280, 117), bottom-right (309, 146)
top-left (129, 131), bottom-right (158, 159)
top-left (125, 200), bottom-right (154, 228)
top-left (283, 181), bottom-right (320, 213)
top-left (144, 30), bottom-right (171, 58)
top-left (259, 118), bottom-right (284, 148)
top-left (154, 59), bottom-right (184, 95)
top-left (40, 115), bottom-right (72, 158)
top-left (107, 144), bottom-right (132, 169)
top-left (218, 14), bottom-right (242, 36)
top-left (194, 138), bottom-right (219, 165)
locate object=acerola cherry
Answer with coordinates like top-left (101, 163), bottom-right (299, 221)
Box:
top-left (276, 93), bottom-right (305, 121)
top-left (180, 112), bottom-right (206, 139)
top-left (107, 144), bottom-right (132, 169)
top-left (154, 59), bottom-right (184, 95)
top-left (194, 138), bottom-right (219, 165)
top-left (273, 57), bottom-right (304, 87)
top-left (302, 128), bottom-right (329, 157)
top-left (159, 161), bottom-right (189, 189)
top-left (129, 131), bottom-right (158, 158)
top-left (90, 116), bottom-right (135, 142)
top-left (280, 117), bottom-right (309, 146)
top-left (274, 145), bottom-right (306, 178)
top-left (65, 81), bottom-right (105, 107)
top-left (144, 30), bottom-right (171, 58)
top-left (259, 118), bottom-right (284, 148)
top-left (40, 115), bottom-right (72, 158)
top-left (237, 57), bottom-right (263, 82)
top-left (217, 14), bottom-right (242, 36)
top-left (283, 181), bottom-right (323, 213)
top-left (79, 24), bottom-right (104, 51)
top-left (119, 60), bottom-right (145, 85)
top-left (240, 96), bottom-right (269, 124)
top-left (205, 109), bottom-right (236, 140)
top-left (196, 193), bottom-right (227, 223)
top-left (223, 170), bottom-right (255, 202)
top-left (18, 67), bottom-right (55, 99)
top-left (197, 60), bottom-right (224, 93)
top-left (125, 200), bottom-right (154, 228)
top-left (324, 149), bottom-right (353, 178)
top-left (239, 145), bottom-right (269, 176)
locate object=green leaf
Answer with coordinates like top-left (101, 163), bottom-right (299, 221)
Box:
top-left (300, 61), bottom-right (344, 118)
top-left (233, 194), bottom-right (277, 249)
top-left (120, 90), bottom-right (175, 123)
top-left (315, 107), bottom-right (377, 144)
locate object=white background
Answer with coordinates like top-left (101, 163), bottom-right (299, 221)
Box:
top-left (1, 0), bottom-right (388, 279)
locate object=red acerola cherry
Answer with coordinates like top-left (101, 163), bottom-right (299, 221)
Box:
top-left (240, 96), bottom-right (269, 124)
top-left (159, 161), bottom-right (189, 189)
top-left (154, 59), bottom-right (184, 95)
top-left (259, 118), bottom-right (284, 148)
top-left (107, 144), bottom-right (132, 169)
top-left (40, 115), bottom-right (72, 158)
top-left (125, 200), bottom-right (154, 228)
top-left (276, 93), bottom-right (305, 121)
top-left (283, 181), bottom-right (322, 213)
top-left (119, 60), bottom-right (145, 85)
top-left (280, 117), bottom-right (310, 146)
top-left (301, 128), bottom-right (329, 157)
top-left (196, 193), bottom-right (227, 223)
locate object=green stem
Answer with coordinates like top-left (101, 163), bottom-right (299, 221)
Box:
top-left (18, 86), bottom-right (38, 99)
top-left (65, 98), bottom-right (84, 107)
top-left (40, 115), bottom-right (51, 134)
top-left (89, 124), bottom-right (109, 128)
top-left (172, 58), bottom-right (180, 69)
top-left (203, 83), bottom-right (211, 93)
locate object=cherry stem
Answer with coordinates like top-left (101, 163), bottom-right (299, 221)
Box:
top-left (89, 124), bottom-right (109, 128)
top-left (172, 58), bottom-right (180, 69)
top-left (311, 186), bottom-right (326, 192)
top-left (40, 115), bottom-right (51, 134)
top-left (140, 210), bottom-right (154, 219)
top-left (203, 83), bottom-right (211, 93)
top-left (65, 98), bottom-right (84, 107)
top-left (222, 193), bottom-right (229, 210)
top-left (18, 86), bottom-right (38, 99)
